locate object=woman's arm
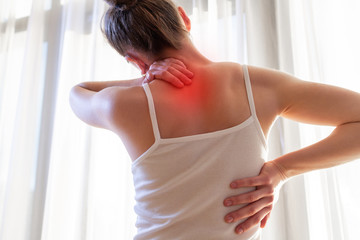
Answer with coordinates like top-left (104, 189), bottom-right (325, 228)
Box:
top-left (274, 121), bottom-right (360, 178)
top-left (274, 73), bottom-right (360, 176)
top-left (69, 58), bottom-right (193, 129)
top-left (77, 57), bottom-right (194, 92)
top-left (223, 66), bottom-right (360, 234)
top-left (76, 78), bottom-right (144, 92)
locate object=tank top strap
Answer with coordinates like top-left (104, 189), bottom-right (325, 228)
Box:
top-left (142, 83), bottom-right (161, 141)
top-left (242, 64), bottom-right (257, 118)
top-left (242, 64), bottom-right (267, 148)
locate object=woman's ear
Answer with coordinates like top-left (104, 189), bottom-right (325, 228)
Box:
top-left (178, 6), bottom-right (191, 31)
top-left (125, 55), bottom-right (147, 74)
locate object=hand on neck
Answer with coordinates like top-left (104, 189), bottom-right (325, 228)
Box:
top-left (126, 37), bottom-right (212, 74)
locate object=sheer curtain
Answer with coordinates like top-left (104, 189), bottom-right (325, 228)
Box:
top-left (279, 1), bottom-right (360, 239)
top-left (244, 1), bottom-right (360, 239)
top-left (1, 0), bottom-right (360, 240)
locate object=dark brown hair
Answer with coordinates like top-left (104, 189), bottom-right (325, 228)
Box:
top-left (102, 0), bottom-right (188, 57)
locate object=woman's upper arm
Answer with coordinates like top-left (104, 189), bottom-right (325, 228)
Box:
top-left (69, 84), bottom-right (133, 130)
top-left (269, 69), bottom-right (360, 126)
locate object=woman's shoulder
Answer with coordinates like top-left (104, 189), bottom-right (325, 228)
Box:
top-left (198, 61), bottom-right (244, 83)
top-left (207, 61), bottom-right (243, 72)
top-left (96, 85), bottom-right (149, 129)
top-left (211, 62), bottom-right (280, 84)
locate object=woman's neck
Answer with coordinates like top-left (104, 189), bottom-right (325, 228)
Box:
top-left (154, 38), bottom-right (213, 69)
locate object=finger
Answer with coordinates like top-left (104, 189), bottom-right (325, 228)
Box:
top-left (151, 62), bottom-right (194, 80)
top-left (230, 175), bottom-right (271, 189)
top-left (165, 58), bottom-right (187, 69)
top-left (157, 58), bottom-right (187, 69)
top-left (224, 197), bottom-right (273, 223)
top-left (234, 206), bottom-right (272, 234)
top-left (224, 187), bottom-right (274, 206)
top-left (155, 71), bottom-right (184, 88)
top-left (260, 212), bottom-right (271, 228)
top-left (149, 66), bottom-right (191, 85)
top-left (145, 67), bottom-right (187, 88)
top-left (143, 71), bottom-right (154, 83)
top-left (152, 59), bottom-right (194, 79)
top-left (164, 66), bottom-right (192, 85)
top-left (151, 59), bottom-right (186, 71)
top-left (174, 65), bottom-right (194, 79)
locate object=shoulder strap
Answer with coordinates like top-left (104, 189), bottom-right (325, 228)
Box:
top-left (242, 64), bottom-right (257, 118)
top-left (242, 64), bottom-right (267, 148)
top-left (142, 83), bottom-right (161, 140)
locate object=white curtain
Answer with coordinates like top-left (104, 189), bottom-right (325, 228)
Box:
top-left (278, 1), bottom-right (360, 240)
top-left (1, 0), bottom-right (360, 239)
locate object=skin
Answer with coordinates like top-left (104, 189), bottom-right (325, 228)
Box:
top-left (70, 6), bottom-right (360, 235)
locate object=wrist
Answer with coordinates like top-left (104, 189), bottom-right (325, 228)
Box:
top-left (269, 160), bottom-right (289, 181)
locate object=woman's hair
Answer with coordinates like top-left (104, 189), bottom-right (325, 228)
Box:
top-left (102, 0), bottom-right (188, 57)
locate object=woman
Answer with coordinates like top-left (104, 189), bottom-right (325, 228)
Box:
top-left (69, 0), bottom-right (360, 239)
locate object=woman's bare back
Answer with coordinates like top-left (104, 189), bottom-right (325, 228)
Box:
top-left (116, 63), bottom-right (277, 160)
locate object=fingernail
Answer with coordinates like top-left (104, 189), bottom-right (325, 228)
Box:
top-left (225, 216), bottom-right (233, 223)
top-left (177, 82), bottom-right (184, 88)
top-left (224, 200), bottom-right (232, 206)
top-left (236, 227), bottom-right (243, 234)
top-left (230, 182), bottom-right (237, 188)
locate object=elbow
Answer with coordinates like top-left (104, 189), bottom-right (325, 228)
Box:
top-left (69, 85), bottom-right (79, 114)
top-left (68, 85), bottom-right (110, 129)
top-left (68, 85), bottom-right (88, 121)
top-left (338, 120), bottom-right (360, 127)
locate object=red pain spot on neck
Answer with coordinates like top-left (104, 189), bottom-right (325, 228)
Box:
top-left (171, 76), bottom-right (210, 115)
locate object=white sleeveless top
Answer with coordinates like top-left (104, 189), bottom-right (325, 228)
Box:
top-left (132, 65), bottom-right (267, 240)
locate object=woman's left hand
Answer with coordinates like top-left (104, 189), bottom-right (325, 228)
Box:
top-left (223, 161), bottom-right (287, 234)
top-left (143, 58), bottom-right (194, 88)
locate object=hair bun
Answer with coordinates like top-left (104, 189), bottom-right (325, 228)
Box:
top-left (104, 0), bottom-right (138, 11)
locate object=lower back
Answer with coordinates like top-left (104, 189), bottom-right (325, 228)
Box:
top-left (132, 119), bottom-right (266, 239)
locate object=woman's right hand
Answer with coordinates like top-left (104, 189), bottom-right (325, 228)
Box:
top-left (143, 58), bottom-right (194, 88)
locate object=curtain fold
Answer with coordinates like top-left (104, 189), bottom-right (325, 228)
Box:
top-left (286, 1), bottom-right (360, 239)
top-left (1, 0), bottom-right (360, 239)
top-left (0, 0), bottom-right (48, 239)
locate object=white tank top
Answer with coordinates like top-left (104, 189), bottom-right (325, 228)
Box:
top-left (132, 65), bottom-right (267, 240)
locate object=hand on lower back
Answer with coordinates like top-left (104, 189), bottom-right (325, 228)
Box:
top-left (223, 161), bottom-right (287, 234)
